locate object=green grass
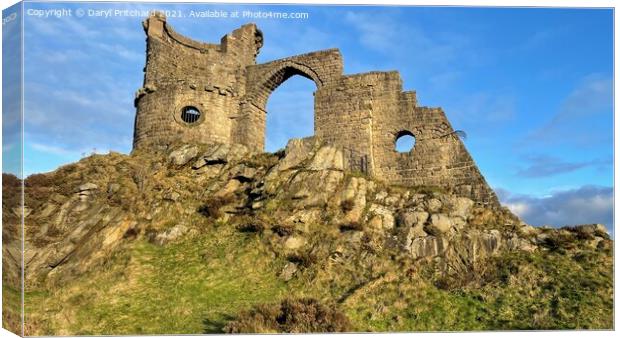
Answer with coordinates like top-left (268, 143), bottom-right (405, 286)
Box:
top-left (3, 284), bottom-right (22, 334)
top-left (25, 223), bottom-right (292, 335)
top-left (23, 221), bottom-right (613, 334)
top-left (342, 250), bottom-right (613, 331)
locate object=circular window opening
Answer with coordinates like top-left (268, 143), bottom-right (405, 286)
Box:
top-left (180, 106), bottom-right (201, 124)
top-left (395, 131), bottom-right (416, 153)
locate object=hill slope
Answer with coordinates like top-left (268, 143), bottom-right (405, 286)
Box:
top-left (3, 140), bottom-right (613, 334)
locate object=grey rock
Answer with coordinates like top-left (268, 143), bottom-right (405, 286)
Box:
top-left (233, 164), bottom-right (257, 182)
top-left (425, 198), bottom-right (443, 213)
top-left (425, 214), bottom-right (453, 235)
top-left (278, 138), bottom-right (317, 171)
top-left (409, 236), bottom-right (447, 259)
top-left (450, 197), bottom-right (474, 218)
top-left (574, 224), bottom-right (608, 235)
top-left (308, 146), bottom-right (344, 171)
top-left (78, 182), bottom-right (98, 192)
top-left (163, 191), bottom-right (180, 202)
top-left (396, 211), bottom-right (428, 228)
top-left (284, 236), bottom-right (306, 250)
top-left (153, 224), bottom-right (188, 245)
top-left (168, 145), bottom-right (198, 166)
top-left (279, 262), bottom-right (298, 281)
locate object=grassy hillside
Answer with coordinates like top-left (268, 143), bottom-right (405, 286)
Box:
top-left (23, 217), bottom-right (613, 334)
top-left (3, 142), bottom-right (613, 334)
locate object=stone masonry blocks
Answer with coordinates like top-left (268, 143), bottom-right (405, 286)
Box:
top-left (133, 12), bottom-right (499, 206)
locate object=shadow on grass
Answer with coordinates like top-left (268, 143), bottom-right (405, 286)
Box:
top-left (203, 314), bottom-right (235, 334)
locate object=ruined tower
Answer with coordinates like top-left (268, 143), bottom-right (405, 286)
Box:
top-left (133, 13), bottom-right (499, 206)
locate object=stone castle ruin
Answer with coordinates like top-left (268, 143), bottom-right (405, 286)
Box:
top-left (133, 12), bottom-right (499, 205)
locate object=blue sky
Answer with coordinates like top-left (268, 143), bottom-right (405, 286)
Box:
top-left (4, 2), bottom-right (614, 230)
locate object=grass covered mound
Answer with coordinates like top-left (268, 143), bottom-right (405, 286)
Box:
top-left (6, 143), bottom-right (613, 334)
top-left (20, 215), bottom-right (612, 334)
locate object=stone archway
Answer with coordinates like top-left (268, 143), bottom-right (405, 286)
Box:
top-left (234, 49), bottom-right (344, 151)
top-left (247, 61), bottom-right (323, 113)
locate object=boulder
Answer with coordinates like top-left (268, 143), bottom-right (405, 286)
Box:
top-left (396, 225), bottom-right (427, 248)
top-left (232, 164), bottom-right (257, 182)
top-left (204, 144), bottom-right (231, 164)
top-left (574, 224), bottom-right (608, 235)
top-left (308, 146), bottom-right (344, 171)
top-left (169, 145), bottom-right (199, 166)
top-left (284, 236), bottom-right (306, 250)
top-left (153, 224), bottom-right (189, 245)
top-left (214, 179), bottom-right (241, 197)
top-left (278, 138), bottom-right (317, 171)
top-left (425, 198), bottom-right (443, 213)
top-left (396, 211), bottom-right (429, 228)
top-left (279, 262), bottom-right (298, 281)
top-left (78, 182), bottom-right (98, 192)
top-left (194, 143), bottom-right (248, 168)
top-left (519, 224), bottom-right (538, 236)
top-left (450, 197), bottom-right (474, 218)
top-left (367, 204), bottom-right (395, 230)
top-left (107, 183), bottom-right (120, 195)
top-left (341, 177), bottom-right (368, 223)
top-left (425, 214), bottom-right (453, 235)
top-left (163, 191), bottom-right (180, 202)
top-left (77, 183), bottom-right (98, 201)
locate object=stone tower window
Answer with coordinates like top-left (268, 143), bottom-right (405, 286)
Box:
top-left (395, 131), bottom-right (416, 153)
top-left (180, 106), bottom-right (201, 124)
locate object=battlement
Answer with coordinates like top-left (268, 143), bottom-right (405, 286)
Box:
top-left (133, 13), bottom-right (499, 205)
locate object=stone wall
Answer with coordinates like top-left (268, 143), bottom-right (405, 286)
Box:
top-left (133, 13), bottom-right (499, 206)
top-left (133, 12), bottom-right (263, 150)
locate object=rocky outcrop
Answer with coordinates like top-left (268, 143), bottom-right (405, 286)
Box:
top-left (10, 140), bottom-right (611, 289)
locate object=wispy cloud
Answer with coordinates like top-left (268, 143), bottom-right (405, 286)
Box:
top-left (30, 142), bottom-right (77, 157)
top-left (343, 9), bottom-right (482, 71)
top-left (516, 154), bottom-right (612, 178)
top-left (525, 74), bottom-right (613, 147)
top-left (497, 185), bottom-right (613, 232)
top-left (445, 91), bottom-right (516, 132)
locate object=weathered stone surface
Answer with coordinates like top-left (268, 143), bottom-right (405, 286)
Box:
top-left (107, 183), bottom-right (120, 195)
top-left (409, 236), bottom-right (447, 259)
top-left (396, 225), bottom-right (428, 248)
top-left (278, 138), bottom-right (316, 171)
top-left (279, 262), bottom-right (298, 281)
top-left (341, 177), bottom-right (368, 223)
top-left (426, 214), bottom-right (453, 235)
top-left (163, 191), bottom-right (180, 202)
top-left (232, 164), bottom-right (257, 182)
top-left (168, 145), bottom-right (198, 166)
top-left (284, 236), bottom-right (306, 250)
top-left (574, 224), bottom-right (608, 235)
top-left (396, 211), bottom-right (428, 228)
top-left (78, 183), bottom-right (98, 192)
top-left (367, 204), bottom-right (395, 230)
top-left (308, 146), bottom-right (344, 171)
top-left (153, 224), bottom-right (189, 245)
top-left (450, 197), bottom-right (474, 218)
top-left (425, 199), bottom-right (443, 213)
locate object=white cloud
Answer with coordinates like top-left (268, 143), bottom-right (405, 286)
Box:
top-left (30, 142), bottom-right (77, 157)
top-left (498, 186), bottom-right (613, 232)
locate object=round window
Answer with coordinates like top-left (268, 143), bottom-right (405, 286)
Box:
top-left (395, 131), bottom-right (416, 153)
top-left (180, 106), bottom-right (201, 124)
